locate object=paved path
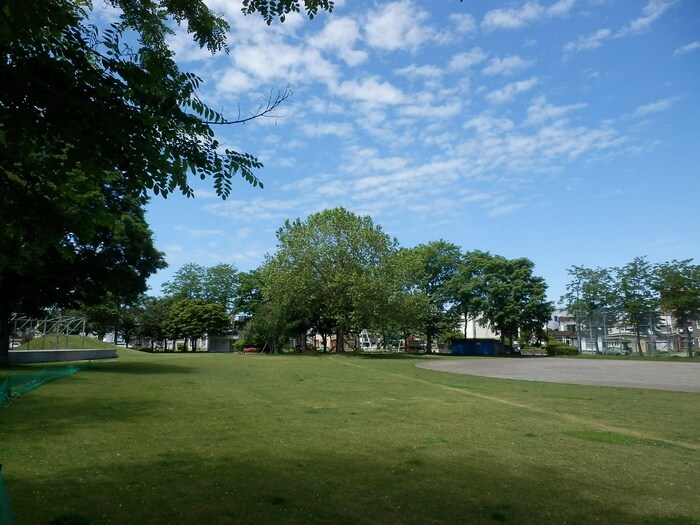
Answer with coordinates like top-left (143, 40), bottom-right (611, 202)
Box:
top-left (417, 357), bottom-right (700, 393)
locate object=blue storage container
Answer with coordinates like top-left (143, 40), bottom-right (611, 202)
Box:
top-left (450, 338), bottom-right (505, 356)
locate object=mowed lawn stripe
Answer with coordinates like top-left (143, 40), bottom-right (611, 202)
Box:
top-left (336, 356), bottom-right (700, 451)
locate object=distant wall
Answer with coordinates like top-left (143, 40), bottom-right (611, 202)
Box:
top-left (207, 336), bottom-right (234, 353)
top-left (9, 348), bottom-right (117, 364)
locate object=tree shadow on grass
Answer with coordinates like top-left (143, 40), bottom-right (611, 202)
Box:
top-left (356, 352), bottom-right (432, 360)
top-left (85, 361), bottom-right (198, 375)
top-left (0, 393), bottom-right (165, 439)
top-left (6, 449), bottom-right (696, 525)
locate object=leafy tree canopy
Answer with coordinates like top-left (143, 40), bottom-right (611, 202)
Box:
top-left (164, 299), bottom-right (231, 351)
top-left (268, 207), bottom-right (398, 350)
top-left (162, 263), bottom-right (240, 312)
top-left (0, 0), bottom-right (333, 365)
top-left (397, 241), bottom-right (462, 351)
top-left (653, 259), bottom-right (700, 357)
top-left (467, 253), bottom-right (552, 345)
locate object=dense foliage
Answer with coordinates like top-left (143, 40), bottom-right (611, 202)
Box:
top-left (0, 0), bottom-right (334, 365)
top-left (229, 208), bottom-right (552, 353)
top-left (562, 257), bottom-right (700, 357)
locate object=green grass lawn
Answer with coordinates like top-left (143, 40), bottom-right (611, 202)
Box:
top-left (1, 350), bottom-right (698, 525)
top-left (12, 335), bottom-right (119, 351)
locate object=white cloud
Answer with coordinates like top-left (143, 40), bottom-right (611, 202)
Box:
top-left (482, 2), bottom-right (545, 30)
top-left (307, 97), bottom-right (347, 116)
top-left (458, 188), bottom-right (493, 203)
top-left (300, 121), bottom-right (355, 138)
top-left (399, 99), bottom-right (463, 120)
top-left (334, 76), bottom-right (406, 105)
top-left (214, 69), bottom-right (257, 95)
top-left (450, 13), bottom-right (478, 33)
top-left (394, 64), bottom-right (444, 79)
top-left (89, 2), bottom-right (121, 24)
top-left (203, 197), bottom-right (305, 223)
top-left (563, 28), bottom-right (611, 54)
top-left (459, 110), bottom-right (625, 180)
top-left (481, 0), bottom-right (576, 31)
top-left (364, 1), bottom-right (434, 52)
top-left (233, 42), bottom-right (333, 84)
top-left (526, 95), bottom-right (587, 124)
top-left (627, 97), bottom-right (680, 118)
top-left (674, 41), bottom-right (700, 56)
top-left (167, 27), bottom-right (218, 63)
top-left (449, 48), bottom-right (488, 71)
top-left (546, 0), bottom-right (577, 17)
top-left (465, 114), bottom-right (516, 136)
top-left (309, 17), bottom-right (368, 66)
top-left (618, 0), bottom-right (677, 36)
top-left (488, 202), bottom-right (525, 217)
top-left (485, 77), bottom-right (539, 104)
top-left (174, 226), bottom-right (225, 237)
top-left (482, 55), bottom-right (534, 76)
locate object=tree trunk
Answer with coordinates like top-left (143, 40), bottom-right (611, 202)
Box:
top-left (590, 313), bottom-right (600, 354)
top-left (336, 327), bottom-right (344, 352)
top-left (684, 324), bottom-right (693, 358)
top-left (636, 328), bottom-right (643, 356)
top-left (0, 303), bottom-right (11, 368)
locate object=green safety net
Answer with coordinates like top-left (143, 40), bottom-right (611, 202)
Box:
top-left (1, 365), bottom-right (85, 524)
top-left (0, 467), bottom-right (16, 525)
top-left (0, 364), bottom-right (83, 407)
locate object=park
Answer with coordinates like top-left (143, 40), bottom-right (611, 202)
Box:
top-left (2, 2), bottom-right (699, 523)
top-left (1, 349), bottom-right (698, 524)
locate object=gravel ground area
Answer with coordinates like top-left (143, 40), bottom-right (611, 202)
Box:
top-left (417, 357), bottom-right (700, 393)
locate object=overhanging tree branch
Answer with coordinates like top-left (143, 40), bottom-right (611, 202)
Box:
top-left (202, 85), bottom-right (293, 125)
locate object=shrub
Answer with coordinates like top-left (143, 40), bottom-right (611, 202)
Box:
top-left (546, 342), bottom-right (579, 356)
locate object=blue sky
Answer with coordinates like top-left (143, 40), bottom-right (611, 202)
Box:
top-left (133, 0), bottom-right (698, 303)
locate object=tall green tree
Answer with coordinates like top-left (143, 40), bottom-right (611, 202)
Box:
top-left (470, 254), bottom-right (552, 347)
top-left (653, 260), bottom-right (700, 357)
top-left (398, 241), bottom-right (462, 352)
top-left (73, 294), bottom-right (141, 346)
top-left (0, 177), bottom-right (166, 365)
top-left (561, 266), bottom-right (616, 354)
top-left (163, 299), bottom-right (231, 351)
top-left (204, 264), bottom-right (241, 312)
top-left (269, 207), bottom-right (398, 352)
top-left (0, 0), bottom-right (333, 365)
top-left (615, 257), bottom-right (659, 356)
top-left (162, 263), bottom-right (240, 312)
top-left (136, 296), bottom-right (176, 351)
top-left (360, 250), bottom-right (427, 348)
top-left (448, 250), bottom-right (492, 339)
top-left (162, 264), bottom-right (206, 301)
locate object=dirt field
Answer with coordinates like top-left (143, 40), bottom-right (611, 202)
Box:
top-left (417, 357), bottom-right (700, 393)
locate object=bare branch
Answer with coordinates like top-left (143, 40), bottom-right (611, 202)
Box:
top-left (203, 85), bottom-right (293, 125)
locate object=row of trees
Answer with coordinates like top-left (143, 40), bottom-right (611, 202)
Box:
top-left (71, 264), bottom-right (239, 351)
top-left (561, 257), bottom-right (700, 357)
top-left (71, 208), bottom-right (553, 354)
top-left (69, 235), bottom-right (700, 359)
top-left (233, 207), bottom-right (553, 353)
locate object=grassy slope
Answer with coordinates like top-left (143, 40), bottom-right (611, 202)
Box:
top-left (1, 350), bottom-right (698, 525)
top-left (13, 334), bottom-right (118, 350)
